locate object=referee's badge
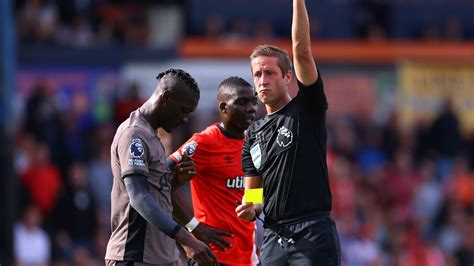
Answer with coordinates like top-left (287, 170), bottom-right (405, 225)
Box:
top-left (250, 143), bottom-right (262, 170)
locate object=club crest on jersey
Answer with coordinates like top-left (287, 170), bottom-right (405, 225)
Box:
top-left (171, 141), bottom-right (198, 162)
top-left (181, 141), bottom-right (197, 157)
top-left (276, 126), bottom-right (293, 147)
top-left (130, 138), bottom-right (145, 158)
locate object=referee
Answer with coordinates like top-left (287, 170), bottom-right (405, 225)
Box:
top-left (235, 0), bottom-right (341, 265)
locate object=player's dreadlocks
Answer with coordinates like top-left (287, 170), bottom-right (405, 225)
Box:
top-left (156, 68), bottom-right (200, 99)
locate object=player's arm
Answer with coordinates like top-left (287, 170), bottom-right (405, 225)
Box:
top-left (171, 188), bottom-right (194, 225)
top-left (235, 175), bottom-right (263, 221)
top-left (171, 189), bottom-right (233, 251)
top-left (124, 174), bottom-right (217, 265)
top-left (125, 174), bottom-right (182, 237)
top-left (237, 128), bottom-right (263, 221)
top-left (292, 0), bottom-right (318, 86)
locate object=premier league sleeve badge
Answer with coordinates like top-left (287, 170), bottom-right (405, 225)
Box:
top-left (129, 138), bottom-right (146, 166)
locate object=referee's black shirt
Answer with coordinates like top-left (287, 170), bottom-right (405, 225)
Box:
top-left (242, 73), bottom-right (332, 228)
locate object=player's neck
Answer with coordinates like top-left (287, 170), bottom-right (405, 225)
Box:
top-left (219, 123), bottom-right (244, 139)
top-left (266, 94), bottom-right (291, 114)
top-left (139, 105), bottom-right (159, 130)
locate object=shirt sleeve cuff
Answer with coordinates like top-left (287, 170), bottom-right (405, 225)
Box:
top-left (169, 224), bottom-right (182, 239)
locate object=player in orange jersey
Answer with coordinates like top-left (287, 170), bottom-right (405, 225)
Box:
top-left (169, 76), bottom-right (259, 265)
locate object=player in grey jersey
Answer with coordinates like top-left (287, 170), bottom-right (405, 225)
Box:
top-left (106, 69), bottom-right (217, 266)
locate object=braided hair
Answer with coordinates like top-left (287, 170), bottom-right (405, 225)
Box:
top-left (156, 68), bottom-right (200, 99)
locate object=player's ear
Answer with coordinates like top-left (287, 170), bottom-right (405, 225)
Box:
top-left (285, 70), bottom-right (293, 85)
top-left (159, 89), bottom-right (173, 106)
top-left (219, 102), bottom-right (227, 114)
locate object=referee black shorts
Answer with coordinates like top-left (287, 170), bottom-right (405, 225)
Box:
top-left (260, 215), bottom-right (341, 266)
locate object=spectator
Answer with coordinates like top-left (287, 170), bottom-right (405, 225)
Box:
top-left (52, 162), bottom-right (98, 254)
top-left (17, 0), bottom-right (59, 45)
top-left (412, 159), bottom-right (443, 235)
top-left (344, 223), bottom-right (383, 266)
top-left (20, 142), bottom-right (62, 216)
top-left (384, 148), bottom-right (420, 221)
top-left (357, 126), bottom-right (387, 173)
top-left (354, 0), bottom-right (389, 40)
top-left (428, 99), bottom-right (463, 159)
top-left (114, 82), bottom-right (143, 124)
top-left (23, 80), bottom-right (65, 166)
top-left (445, 155), bottom-right (474, 212)
top-left (56, 15), bottom-right (94, 48)
top-left (454, 218), bottom-right (474, 265)
top-left (14, 204), bottom-right (51, 266)
top-left (87, 141), bottom-right (113, 229)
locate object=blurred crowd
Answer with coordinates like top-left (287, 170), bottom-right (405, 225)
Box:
top-left (12, 77), bottom-right (474, 265)
top-left (14, 0), bottom-right (474, 48)
top-left (327, 101), bottom-right (474, 265)
top-left (15, 0), bottom-right (157, 48)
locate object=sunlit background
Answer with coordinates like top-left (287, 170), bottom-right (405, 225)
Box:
top-left (1, 0), bottom-right (474, 265)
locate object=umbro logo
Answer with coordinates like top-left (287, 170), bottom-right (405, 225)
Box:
top-left (224, 156), bottom-right (233, 164)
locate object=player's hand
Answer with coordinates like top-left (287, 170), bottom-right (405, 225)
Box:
top-left (235, 202), bottom-right (256, 221)
top-left (192, 223), bottom-right (233, 251)
top-left (175, 151), bottom-right (197, 185)
top-left (176, 229), bottom-right (218, 266)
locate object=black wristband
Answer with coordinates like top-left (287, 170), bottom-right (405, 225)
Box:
top-left (169, 224), bottom-right (182, 239)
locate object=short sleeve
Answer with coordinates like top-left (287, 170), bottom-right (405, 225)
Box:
top-left (242, 130), bottom-right (259, 177)
top-left (169, 134), bottom-right (210, 173)
top-left (117, 127), bottom-right (150, 178)
top-left (296, 71), bottom-right (328, 112)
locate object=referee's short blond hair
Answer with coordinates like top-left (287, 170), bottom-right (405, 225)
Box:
top-left (250, 44), bottom-right (292, 77)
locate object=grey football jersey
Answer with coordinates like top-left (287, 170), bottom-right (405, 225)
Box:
top-left (106, 110), bottom-right (179, 264)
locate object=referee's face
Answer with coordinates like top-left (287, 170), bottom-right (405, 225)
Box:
top-left (251, 56), bottom-right (290, 108)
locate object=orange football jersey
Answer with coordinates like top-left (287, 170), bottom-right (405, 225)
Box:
top-left (170, 124), bottom-right (255, 265)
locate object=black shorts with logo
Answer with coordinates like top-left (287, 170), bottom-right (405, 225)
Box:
top-left (260, 215), bottom-right (341, 266)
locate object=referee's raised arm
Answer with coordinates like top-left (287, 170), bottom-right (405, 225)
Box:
top-left (292, 0), bottom-right (318, 86)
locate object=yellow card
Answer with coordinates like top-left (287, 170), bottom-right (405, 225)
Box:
top-left (243, 188), bottom-right (263, 204)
